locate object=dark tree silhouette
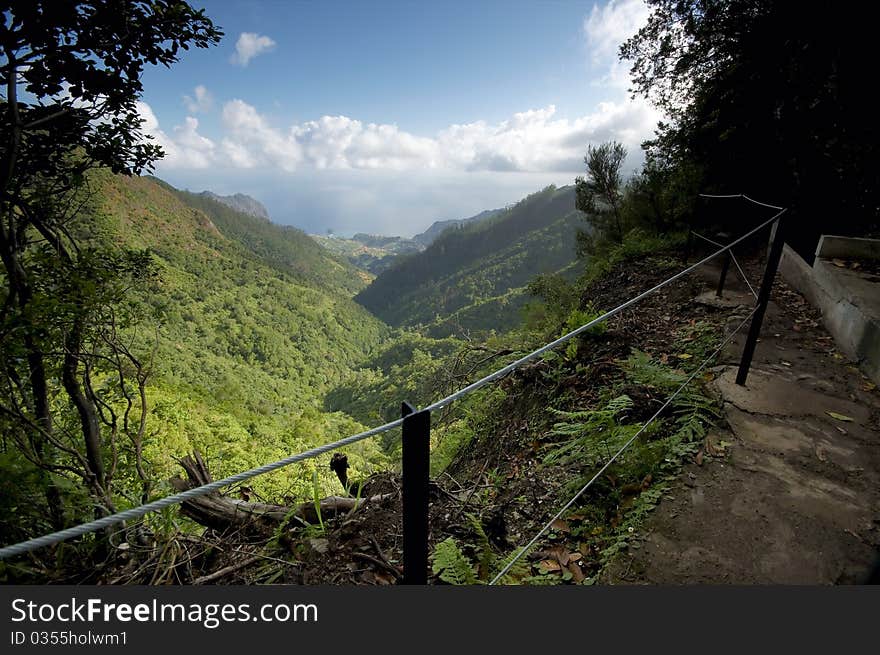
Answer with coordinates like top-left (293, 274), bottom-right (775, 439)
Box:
top-left (621, 0), bottom-right (877, 258)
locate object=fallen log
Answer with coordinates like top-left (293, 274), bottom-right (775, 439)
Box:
top-left (169, 452), bottom-right (392, 533)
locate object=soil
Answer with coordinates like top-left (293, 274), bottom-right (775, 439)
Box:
top-left (601, 256), bottom-right (880, 584)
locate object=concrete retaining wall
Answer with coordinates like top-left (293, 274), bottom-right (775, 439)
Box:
top-left (779, 239), bottom-right (880, 385)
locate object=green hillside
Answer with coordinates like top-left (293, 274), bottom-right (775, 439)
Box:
top-left (411, 207), bottom-right (502, 246)
top-left (151, 179), bottom-right (367, 297)
top-left (82, 172), bottom-right (390, 496)
top-left (354, 185), bottom-right (583, 332)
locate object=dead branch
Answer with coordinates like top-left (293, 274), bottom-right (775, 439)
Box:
top-left (169, 452), bottom-right (393, 533)
top-left (191, 555), bottom-right (263, 585)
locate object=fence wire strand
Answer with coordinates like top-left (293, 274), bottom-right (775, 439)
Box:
top-left (691, 231), bottom-right (758, 298)
top-left (0, 210), bottom-right (782, 562)
top-left (698, 193), bottom-right (785, 211)
top-left (489, 305), bottom-right (759, 585)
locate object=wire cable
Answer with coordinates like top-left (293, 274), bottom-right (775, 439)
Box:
top-left (698, 193), bottom-right (785, 211)
top-left (690, 231), bottom-right (758, 298)
top-left (488, 306), bottom-right (759, 585)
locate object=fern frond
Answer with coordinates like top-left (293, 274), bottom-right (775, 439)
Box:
top-left (431, 538), bottom-right (477, 585)
top-left (491, 546), bottom-right (531, 585)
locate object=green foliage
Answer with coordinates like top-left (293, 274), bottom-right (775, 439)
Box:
top-left (561, 305), bottom-right (606, 360)
top-left (355, 185), bottom-right (583, 333)
top-left (621, 350), bottom-right (719, 470)
top-left (0, 0), bottom-right (223, 544)
top-left (1, 166), bottom-right (394, 545)
top-left (169, 187), bottom-right (367, 297)
top-left (575, 141), bottom-right (628, 244)
top-left (524, 273), bottom-right (578, 335)
top-left (430, 519), bottom-right (530, 585)
top-left (579, 229), bottom-right (686, 288)
top-left (429, 420), bottom-right (473, 475)
top-left (431, 538), bottom-right (477, 585)
top-left (543, 395), bottom-right (639, 466)
top-left (311, 469), bottom-right (325, 534)
top-left (466, 513), bottom-right (495, 581)
top-left (325, 330), bottom-right (516, 457)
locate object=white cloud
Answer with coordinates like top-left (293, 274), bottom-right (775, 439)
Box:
top-left (230, 32), bottom-right (276, 67)
top-left (221, 99), bottom-right (302, 171)
top-left (136, 101), bottom-right (216, 169)
top-left (584, 0), bottom-right (651, 63)
top-left (182, 84), bottom-right (213, 113)
top-left (207, 100), bottom-right (659, 175)
top-left (136, 100), bottom-right (160, 133)
top-left (292, 115), bottom-right (439, 171)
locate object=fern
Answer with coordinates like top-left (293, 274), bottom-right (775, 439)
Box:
top-left (431, 538), bottom-right (477, 585)
top-left (544, 395), bottom-right (636, 465)
top-left (466, 514), bottom-right (495, 581)
top-left (624, 349), bottom-right (719, 448)
top-left (623, 350), bottom-right (685, 392)
top-left (431, 521), bottom-right (532, 585)
top-left (490, 546), bottom-right (531, 585)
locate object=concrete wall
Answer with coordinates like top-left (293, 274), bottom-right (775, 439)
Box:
top-left (816, 235), bottom-right (880, 261)
top-left (780, 242), bottom-right (880, 385)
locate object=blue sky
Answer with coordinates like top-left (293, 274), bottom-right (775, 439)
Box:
top-left (139, 0), bottom-right (659, 236)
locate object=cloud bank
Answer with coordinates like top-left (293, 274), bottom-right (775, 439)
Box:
top-left (141, 99), bottom-right (659, 176)
top-left (137, 2), bottom-right (660, 235)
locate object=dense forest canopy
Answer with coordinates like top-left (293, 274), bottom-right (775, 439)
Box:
top-left (355, 185), bottom-right (583, 333)
top-left (0, 2), bottom-right (388, 557)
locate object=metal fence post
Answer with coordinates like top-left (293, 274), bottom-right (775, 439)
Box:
top-left (401, 401), bottom-right (430, 584)
top-left (736, 214), bottom-right (786, 385)
top-left (716, 249), bottom-right (731, 298)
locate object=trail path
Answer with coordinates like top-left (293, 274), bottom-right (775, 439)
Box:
top-left (603, 281), bottom-right (880, 584)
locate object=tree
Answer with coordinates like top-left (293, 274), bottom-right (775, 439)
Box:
top-left (575, 141), bottom-right (627, 247)
top-left (621, 1), bottom-right (877, 259)
top-left (0, 1), bottom-right (221, 532)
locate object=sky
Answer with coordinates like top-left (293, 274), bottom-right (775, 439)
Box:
top-left (138, 0), bottom-right (659, 237)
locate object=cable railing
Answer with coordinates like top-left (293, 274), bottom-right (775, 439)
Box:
top-left (0, 200), bottom-right (788, 584)
top-left (489, 305), bottom-right (758, 584)
top-left (690, 231), bottom-right (758, 298)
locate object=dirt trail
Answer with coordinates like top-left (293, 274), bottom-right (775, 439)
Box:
top-left (603, 278), bottom-right (880, 584)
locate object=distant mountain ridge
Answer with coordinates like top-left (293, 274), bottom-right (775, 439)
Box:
top-left (199, 191), bottom-right (271, 221)
top-left (412, 208), bottom-right (502, 246)
top-left (355, 185), bottom-right (583, 335)
top-left (168, 187), bottom-right (366, 296)
top-left (308, 208), bottom-right (503, 276)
